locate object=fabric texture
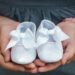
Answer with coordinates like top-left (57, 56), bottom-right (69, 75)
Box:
top-left (0, 0), bottom-right (75, 75)
top-left (0, 0), bottom-right (75, 28)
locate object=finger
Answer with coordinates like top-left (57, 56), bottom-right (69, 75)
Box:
top-left (2, 50), bottom-right (11, 62)
top-left (26, 68), bottom-right (38, 74)
top-left (66, 18), bottom-right (75, 23)
top-left (62, 52), bottom-right (70, 65)
top-left (24, 63), bottom-right (36, 69)
top-left (34, 59), bottom-right (45, 67)
top-left (38, 61), bottom-right (61, 72)
top-left (62, 44), bottom-right (74, 65)
top-left (71, 18), bottom-right (75, 23)
top-left (64, 18), bottom-right (75, 24)
top-left (5, 63), bottom-right (25, 72)
top-left (62, 50), bottom-right (74, 65)
top-left (64, 18), bottom-right (73, 22)
top-left (1, 27), bottom-right (11, 62)
top-left (62, 40), bottom-right (68, 49)
top-left (0, 54), bottom-right (25, 72)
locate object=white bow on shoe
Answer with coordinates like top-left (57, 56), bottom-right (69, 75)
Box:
top-left (6, 29), bottom-right (36, 49)
top-left (36, 19), bottom-right (70, 63)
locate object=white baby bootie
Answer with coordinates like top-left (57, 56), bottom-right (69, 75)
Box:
top-left (36, 19), bottom-right (69, 63)
top-left (6, 22), bottom-right (36, 64)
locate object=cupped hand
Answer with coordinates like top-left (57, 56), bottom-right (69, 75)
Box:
top-left (58, 18), bottom-right (75, 64)
top-left (34, 18), bottom-right (75, 73)
top-left (0, 16), bottom-right (37, 73)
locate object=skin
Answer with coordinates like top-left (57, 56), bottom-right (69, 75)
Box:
top-left (0, 16), bottom-right (38, 73)
top-left (35, 18), bottom-right (75, 72)
top-left (0, 16), bottom-right (75, 73)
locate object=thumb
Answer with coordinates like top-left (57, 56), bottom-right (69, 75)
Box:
top-left (62, 39), bottom-right (69, 49)
top-left (1, 40), bottom-right (11, 62)
top-left (62, 44), bottom-right (74, 65)
top-left (1, 29), bottom-right (11, 62)
top-left (2, 50), bottom-right (11, 62)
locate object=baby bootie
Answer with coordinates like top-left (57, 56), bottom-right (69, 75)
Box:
top-left (36, 19), bottom-right (69, 63)
top-left (6, 22), bottom-right (36, 64)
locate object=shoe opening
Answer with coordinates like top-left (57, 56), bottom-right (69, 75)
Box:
top-left (42, 20), bottom-right (55, 30)
top-left (19, 22), bottom-right (35, 33)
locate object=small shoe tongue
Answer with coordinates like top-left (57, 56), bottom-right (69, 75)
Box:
top-left (37, 36), bottom-right (48, 47)
top-left (25, 28), bottom-right (33, 35)
top-left (22, 28), bottom-right (36, 49)
top-left (38, 28), bottom-right (49, 35)
top-left (48, 29), bottom-right (55, 35)
top-left (23, 39), bottom-right (36, 49)
top-left (19, 28), bottom-right (34, 38)
top-left (37, 28), bottom-right (49, 47)
top-left (37, 27), bottom-right (56, 46)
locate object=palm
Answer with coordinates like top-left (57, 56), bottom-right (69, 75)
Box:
top-left (34, 20), bottom-right (75, 72)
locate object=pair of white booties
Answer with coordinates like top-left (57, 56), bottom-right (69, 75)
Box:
top-left (6, 19), bottom-right (69, 64)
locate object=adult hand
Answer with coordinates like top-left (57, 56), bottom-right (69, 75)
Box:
top-left (58, 18), bottom-right (75, 64)
top-left (0, 16), bottom-right (37, 73)
top-left (34, 18), bottom-right (75, 73)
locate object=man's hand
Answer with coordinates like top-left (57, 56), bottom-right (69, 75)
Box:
top-left (0, 16), bottom-right (37, 73)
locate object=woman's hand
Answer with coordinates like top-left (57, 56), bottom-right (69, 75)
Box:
top-left (58, 18), bottom-right (75, 64)
top-left (34, 18), bottom-right (75, 73)
top-left (0, 16), bottom-right (37, 73)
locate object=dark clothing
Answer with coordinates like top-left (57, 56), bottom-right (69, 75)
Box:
top-left (0, 0), bottom-right (75, 75)
top-left (0, 0), bottom-right (75, 27)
